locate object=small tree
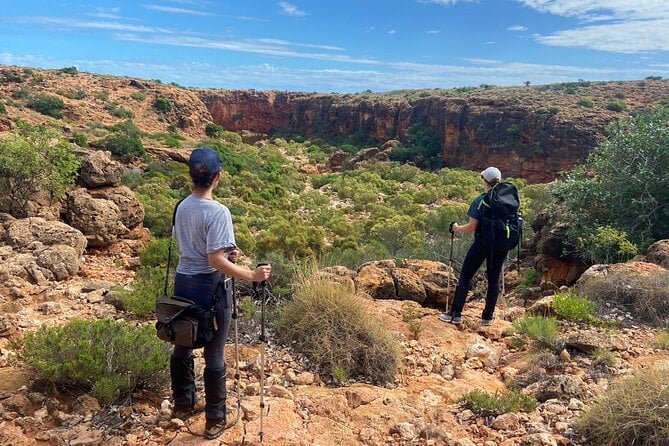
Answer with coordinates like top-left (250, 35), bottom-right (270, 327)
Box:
top-left (551, 106), bottom-right (669, 259)
top-left (27, 94), bottom-right (65, 118)
top-left (0, 124), bottom-right (80, 216)
top-left (153, 96), bottom-right (172, 113)
top-left (105, 134), bottom-right (145, 159)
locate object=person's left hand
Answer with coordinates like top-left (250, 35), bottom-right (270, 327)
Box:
top-left (226, 247), bottom-right (241, 264)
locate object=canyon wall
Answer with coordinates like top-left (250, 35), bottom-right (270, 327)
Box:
top-left (199, 90), bottom-right (613, 183)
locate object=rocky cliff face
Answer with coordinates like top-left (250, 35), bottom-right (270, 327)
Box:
top-left (200, 90), bottom-right (613, 183)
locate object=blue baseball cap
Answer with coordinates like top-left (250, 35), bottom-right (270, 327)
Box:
top-left (189, 147), bottom-right (221, 174)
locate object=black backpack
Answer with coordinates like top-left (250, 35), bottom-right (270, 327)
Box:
top-left (476, 182), bottom-right (521, 251)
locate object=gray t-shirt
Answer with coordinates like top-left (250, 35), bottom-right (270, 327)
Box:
top-left (174, 195), bottom-right (236, 275)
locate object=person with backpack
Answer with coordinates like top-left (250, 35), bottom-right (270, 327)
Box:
top-left (439, 167), bottom-right (520, 326)
top-left (170, 146), bottom-right (271, 439)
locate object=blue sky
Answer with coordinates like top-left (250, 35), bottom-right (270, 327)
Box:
top-left (1, 0), bottom-right (669, 93)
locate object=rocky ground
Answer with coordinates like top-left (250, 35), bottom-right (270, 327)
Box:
top-left (1, 250), bottom-right (668, 446)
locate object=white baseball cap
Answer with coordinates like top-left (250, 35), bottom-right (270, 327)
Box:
top-left (480, 167), bottom-right (502, 182)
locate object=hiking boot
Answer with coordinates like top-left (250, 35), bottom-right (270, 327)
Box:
top-left (481, 318), bottom-right (494, 326)
top-left (172, 397), bottom-right (205, 420)
top-left (438, 312), bottom-right (462, 324)
top-left (438, 312), bottom-right (453, 322)
top-left (204, 417), bottom-right (227, 440)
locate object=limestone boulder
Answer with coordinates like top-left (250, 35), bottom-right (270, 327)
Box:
top-left (319, 266), bottom-right (356, 290)
top-left (79, 150), bottom-right (123, 187)
top-left (5, 217), bottom-right (87, 255)
top-left (36, 244), bottom-right (80, 280)
top-left (89, 186), bottom-right (145, 230)
top-left (391, 268), bottom-right (426, 304)
top-left (402, 259), bottom-right (456, 307)
top-left (65, 188), bottom-right (126, 248)
top-left (564, 329), bottom-right (627, 353)
top-left (646, 239), bottom-right (669, 269)
top-left (355, 263), bottom-right (396, 299)
top-left (526, 375), bottom-right (587, 402)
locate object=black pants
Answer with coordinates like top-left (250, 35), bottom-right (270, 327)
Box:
top-left (450, 238), bottom-right (508, 320)
top-left (172, 271), bottom-right (231, 369)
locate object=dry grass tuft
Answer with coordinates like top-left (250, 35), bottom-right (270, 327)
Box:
top-left (577, 365), bottom-right (669, 445)
top-left (274, 268), bottom-right (402, 385)
top-left (577, 268), bottom-right (669, 327)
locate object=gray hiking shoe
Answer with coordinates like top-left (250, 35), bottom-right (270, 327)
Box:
top-left (439, 313), bottom-right (462, 324)
top-left (481, 318), bottom-right (494, 326)
top-left (438, 312), bottom-right (453, 322)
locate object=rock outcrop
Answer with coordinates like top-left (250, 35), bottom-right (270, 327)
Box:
top-left (0, 216), bottom-right (86, 283)
top-left (199, 91), bottom-right (615, 183)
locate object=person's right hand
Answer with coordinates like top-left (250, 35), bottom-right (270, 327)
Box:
top-left (252, 264), bottom-right (272, 282)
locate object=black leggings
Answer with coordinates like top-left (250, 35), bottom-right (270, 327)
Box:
top-left (450, 238), bottom-right (508, 320)
top-left (171, 272), bottom-right (232, 370)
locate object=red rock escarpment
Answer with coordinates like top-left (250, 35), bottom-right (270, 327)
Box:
top-left (199, 90), bottom-right (612, 183)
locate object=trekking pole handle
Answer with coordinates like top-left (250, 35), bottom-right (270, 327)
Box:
top-left (254, 262), bottom-right (270, 288)
top-left (449, 221), bottom-right (456, 234)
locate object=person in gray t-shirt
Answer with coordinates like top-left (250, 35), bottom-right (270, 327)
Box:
top-left (170, 146), bottom-right (271, 439)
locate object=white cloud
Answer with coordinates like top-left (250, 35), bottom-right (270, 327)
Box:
top-left (2, 50), bottom-right (665, 92)
top-left (86, 7), bottom-right (122, 19)
top-left (388, 29), bottom-right (396, 34)
top-left (22, 17), bottom-right (173, 33)
top-left (427, 30), bottom-right (441, 34)
top-left (508, 25), bottom-right (527, 31)
top-left (142, 4), bottom-right (215, 16)
top-left (278, 2), bottom-right (307, 17)
top-left (536, 19), bottom-right (669, 52)
top-left (518, 1), bottom-right (669, 52)
top-left (518, 0), bottom-right (669, 21)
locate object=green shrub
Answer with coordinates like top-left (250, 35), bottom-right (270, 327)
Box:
top-left (15, 318), bottom-right (170, 403)
top-left (205, 122), bottom-right (224, 138)
top-left (107, 120), bottom-right (142, 138)
top-left (606, 100), bottom-right (627, 112)
top-left (105, 134), bottom-right (145, 158)
top-left (72, 132), bottom-right (87, 147)
top-left (140, 238), bottom-right (177, 269)
top-left (654, 331), bottom-right (669, 349)
top-left (460, 389), bottom-right (536, 416)
top-left (13, 87), bottom-right (30, 99)
top-left (1, 69), bottom-right (25, 83)
top-left (513, 315), bottom-right (561, 351)
top-left (0, 101), bottom-right (6, 115)
top-left (577, 365), bottom-right (669, 445)
top-left (516, 269), bottom-right (539, 293)
top-left (0, 124), bottom-right (80, 216)
top-left (105, 102), bottom-right (135, 119)
top-left (153, 96), bottom-right (172, 113)
top-left (577, 98), bottom-right (594, 108)
top-left (551, 106), bottom-right (669, 255)
top-left (576, 226), bottom-right (638, 264)
top-left (553, 288), bottom-right (595, 322)
top-left (27, 94), bottom-right (64, 118)
top-left (115, 266), bottom-right (165, 316)
top-left (58, 66), bottom-right (78, 75)
top-left (402, 302), bottom-right (423, 340)
top-left (274, 270), bottom-right (401, 384)
top-left (130, 91), bottom-right (146, 101)
top-left (94, 91), bottom-right (110, 101)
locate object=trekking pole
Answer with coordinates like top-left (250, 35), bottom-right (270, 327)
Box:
top-left (229, 275), bottom-right (242, 428)
top-left (253, 263), bottom-right (270, 443)
top-left (446, 222), bottom-right (455, 314)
